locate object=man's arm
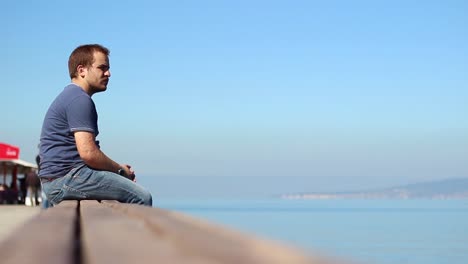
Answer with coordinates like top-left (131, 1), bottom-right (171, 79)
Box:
top-left (74, 131), bottom-right (134, 178)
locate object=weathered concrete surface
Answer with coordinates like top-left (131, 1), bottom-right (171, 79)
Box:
top-left (0, 205), bottom-right (40, 242)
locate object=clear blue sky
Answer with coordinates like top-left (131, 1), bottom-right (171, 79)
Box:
top-left (2, 1), bottom-right (467, 197)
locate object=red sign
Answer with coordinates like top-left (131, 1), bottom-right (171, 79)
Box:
top-left (0, 143), bottom-right (20, 159)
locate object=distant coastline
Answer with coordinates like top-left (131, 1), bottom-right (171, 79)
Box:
top-left (280, 178), bottom-right (468, 200)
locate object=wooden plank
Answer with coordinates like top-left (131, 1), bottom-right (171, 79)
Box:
top-left (0, 201), bottom-right (79, 264)
top-left (80, 200), bottom-right (210, 264)
top-left (101, 201), bottom-right (344, 264)
top-left (0, 205), bottom-right (40, 242)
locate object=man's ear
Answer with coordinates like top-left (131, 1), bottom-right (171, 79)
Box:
top-left (77, 65), bottom-right (87, 78)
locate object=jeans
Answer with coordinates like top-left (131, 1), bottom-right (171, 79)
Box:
top-left (41, 165), bottom-right (152, 206)
top-left (41, 190), bottom-right (50, 209)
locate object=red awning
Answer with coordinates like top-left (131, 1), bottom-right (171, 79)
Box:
top-left (0, 143), bottom-right (37, 193)
top-left (0, 143), bottom-right (20, 159)
top-left (0, 142), bottom-right (36, 175)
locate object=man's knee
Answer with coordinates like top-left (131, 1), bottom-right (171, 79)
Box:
top-left (141, 191), bottom-right (152, 206)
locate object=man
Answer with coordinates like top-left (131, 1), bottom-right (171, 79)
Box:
top-left (39, 44), bottom-right (152, 206)
top-left (25, 168), bottom-right (40, 206)
top-left (36, 153), bottom-right (50, 208)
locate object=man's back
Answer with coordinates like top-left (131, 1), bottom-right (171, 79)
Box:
top-left (39, 84), bottom-right (98, 178)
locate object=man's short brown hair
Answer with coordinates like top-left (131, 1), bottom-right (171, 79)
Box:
top-left (68, 44), bottom-right (110, 79)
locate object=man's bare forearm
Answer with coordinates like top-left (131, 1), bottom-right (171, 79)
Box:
top-left (74, 131), bottom-right (121, 173)
top-left (80, 147), bottom-right (121, 173)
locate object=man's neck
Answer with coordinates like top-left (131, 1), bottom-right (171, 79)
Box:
top-left (71, 79), bottom-right (93, 96)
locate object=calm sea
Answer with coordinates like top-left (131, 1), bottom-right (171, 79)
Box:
top-left (155, 199), bottom-right (468, 264)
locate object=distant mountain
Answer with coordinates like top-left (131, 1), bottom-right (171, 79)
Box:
top-left (280, 178), bottom-right (468, 200)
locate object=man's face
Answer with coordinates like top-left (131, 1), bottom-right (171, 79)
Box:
top-left (85, 52), bottom-right (111, 93)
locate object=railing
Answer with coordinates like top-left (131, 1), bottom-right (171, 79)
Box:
top-left (0, 200), bottom-right (346, 264)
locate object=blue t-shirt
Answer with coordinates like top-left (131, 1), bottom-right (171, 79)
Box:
top-left (39, 84), bottom-right (100, 178)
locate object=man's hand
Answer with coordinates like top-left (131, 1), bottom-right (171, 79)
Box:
top-left (120, 164), bottom-right (136, 181)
